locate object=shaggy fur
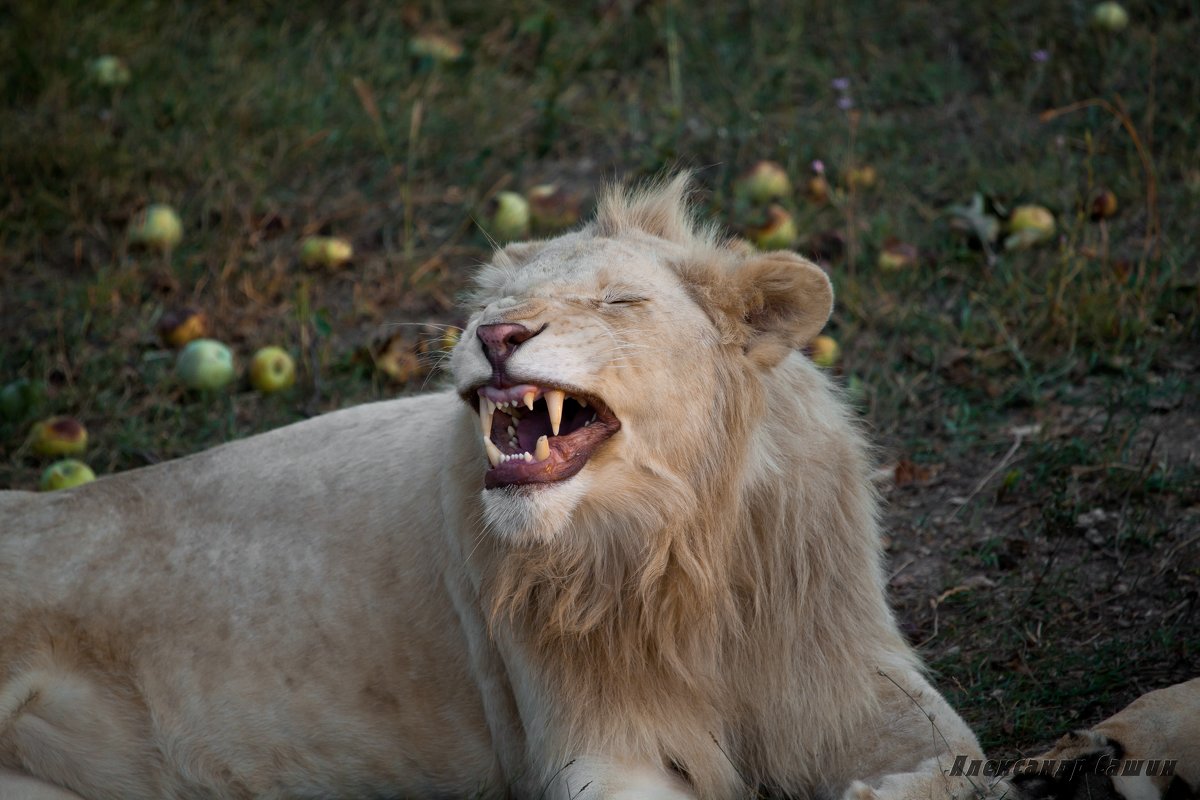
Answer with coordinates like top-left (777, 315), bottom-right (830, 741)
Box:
top-left (1, 175), bottom-right (990, 800)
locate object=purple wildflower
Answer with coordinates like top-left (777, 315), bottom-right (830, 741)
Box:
top-left (811, 159), bottom-right (825, 175)
top-left (837, 95), bottom-right (855, 111)
top-left (1031, 49), bottom-right (1049, 63)
top-left (831, 76), bottom-right (851, 92)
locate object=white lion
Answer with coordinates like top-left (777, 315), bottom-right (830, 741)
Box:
top-left (0, 176), bottom-right (991, 800)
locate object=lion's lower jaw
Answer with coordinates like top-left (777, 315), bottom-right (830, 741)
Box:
top-left (481, 473), bottom-right (592, 544)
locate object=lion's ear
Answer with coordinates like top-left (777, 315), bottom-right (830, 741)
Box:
top-left (733, 251), bottom-right (833, 368)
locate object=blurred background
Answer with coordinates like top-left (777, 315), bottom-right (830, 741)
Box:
top-left (1, 0), bottom-right (1196, 759)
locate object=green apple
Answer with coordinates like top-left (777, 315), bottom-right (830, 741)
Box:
top-left (88, 55), bottom-right (131, 87)
top-left (1091, 2), bottom-right (1129, 31)
top-left (0, 378), bottom-right (41, 421)
top-left (747, 205), bottom-right (798, 250)
top-left (300, 236), bottom-right (354, 268)
top-left (39, 459), bottom-right (96, 491)
top-left (129, 204), bottom-right (183, 251)
top-left (735, 161), bottom-right (791, 204)
top-left (810, 335), bottom-right (840, 368)
top-left (249, 346), bottom-right (296, 393)
top-left (31, 416), bottom-right (88, 457)
top-left (157, 307), bottom-right (209, 348)
top-left (490, 192), bottom-right (531, 242)
top-left (177, 339), bottom-right (236, 390)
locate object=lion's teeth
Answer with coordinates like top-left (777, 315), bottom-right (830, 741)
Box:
top-left (535, 435), bottom-right (550, 461)
top-left (483, 436), bottom-right (502, 467)
top-left (523, 452), bottom-right (533, 463)
top-left (507, 425), bottom-right (516, 436)
top-left (545, 389), bottom-right (565, 435)
top-left (523, 390), bottom-right (536, 410)
top-left (578, 397), bottom-right (588, 408)
top-left (479, 397), bottom-right (495, 436)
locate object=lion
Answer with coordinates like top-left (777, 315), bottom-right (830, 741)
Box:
top-left (0, 175), bottom-right (992, 800)
top-left (1010, 678), bottom-right (1199, 800)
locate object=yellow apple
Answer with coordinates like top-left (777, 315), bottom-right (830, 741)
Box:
top-left (157, 307), bottom-right (209, 348)
top-left (300, 236), bottom-right (354, 268)
top-left (249, 346), bottom-right (296, 393)
top-left (129, 204), bottom-right (183, 251)
top-left (1005, 205), bottom-right (1056, 249)
top-left (846, 165), bottom-right (878, 190)
top-left (810, 336), bottom-right (840, 368)
top-left (410, 33), bottom-right (464, 62)
top-left (39, 459), bottom-right (96, 491)
top-left (31, 416), bottom-right (88, 457)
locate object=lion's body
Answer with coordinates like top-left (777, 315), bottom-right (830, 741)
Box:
top-left (1, 397), bottom-right (504, 798)
top-left (1, 177), bottom-right (989, 800)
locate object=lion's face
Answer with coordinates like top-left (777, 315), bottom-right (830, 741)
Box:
top-left (451, 182), bottom-right (833, 544)
top-left (452, 232), bottom-right (721, 542)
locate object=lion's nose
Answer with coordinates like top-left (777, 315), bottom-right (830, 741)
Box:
top-left (476, 322), bottom-right (540, 369)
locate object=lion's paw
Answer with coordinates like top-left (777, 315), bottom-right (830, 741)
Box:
top-left (842, 779), bottom-right (882, 800)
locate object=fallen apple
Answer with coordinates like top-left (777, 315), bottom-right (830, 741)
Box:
top-left (177, 339), bottom-right (236, 391)
top-left (490, 192), bottom-right (531, 242)
top-left (528, 184), bottom-right (582, 232)
top-left (746, 205), bottom-right (797, 251)
top-left (1091, 1), bottom-right (1129, 31)
top-left (878, 240), bottom-right (919, 271)
top-left (735, 161), bottom-right (791, 204)
top-left (810, 335), bottom-right (840, 368)
top-left (300, 236), bottom-right (354, 269)
top-left (249, 346), bottom-right (296, 394)
top-left (1090, 188), bottom-right (1118, 221)
top-left (88, 55), bottom-right (131, 88)
top-left (846, 165), bottom-right (878, 190)
top-left (39, 459), bottom-right (96, 492)
top-left (129, 204), bottom-right (183, 251)
top-left (0, 378), bottom-right (40, 421)
top-left (1005, 204), bottom-right (1056, 249)
top-left (410, 33), bottom-right (464, 62)
top-left (807, 175), bottom-right (830, 205)
top-left (157, 307), bottom-right (209, 348)
top-left (31, 416), bottom-right (88, 457)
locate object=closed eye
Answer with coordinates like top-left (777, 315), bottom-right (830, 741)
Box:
top-left (603, 294), bottom-right (648, 306)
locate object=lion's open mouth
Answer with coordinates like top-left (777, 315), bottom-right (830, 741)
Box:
top-left (468, 383), bottom-right (620, 489)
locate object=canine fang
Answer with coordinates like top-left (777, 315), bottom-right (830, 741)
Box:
top-left (545, 389), bottom-right (565, 435)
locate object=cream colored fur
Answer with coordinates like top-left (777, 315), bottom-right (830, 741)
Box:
top-left (1, 176), bottom-right (991, 800)
top-left (1016, 678), bottom-right (1200, 800)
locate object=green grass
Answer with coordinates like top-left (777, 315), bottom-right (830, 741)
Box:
top-left (1, 0), bottom-right (1197, 756)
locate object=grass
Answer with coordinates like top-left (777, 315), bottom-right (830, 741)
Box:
top-left (2, 0), bottom-right (1197, 759)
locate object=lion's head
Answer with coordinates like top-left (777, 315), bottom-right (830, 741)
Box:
top-left (450, 177), bottom-right (898, 795)
top-left (451, 174), bottom-right (834, 546)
